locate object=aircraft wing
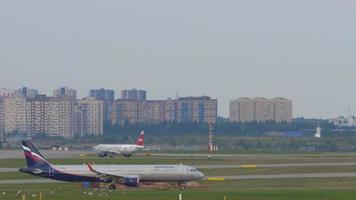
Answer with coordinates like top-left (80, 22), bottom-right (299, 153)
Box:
top-left (143, 146), bottom-right (161, 151)
top-left (86, 163), bottom-right (124, 182)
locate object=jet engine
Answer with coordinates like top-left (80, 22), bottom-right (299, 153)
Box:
top-left (123, 176), bottom-right (140, 187)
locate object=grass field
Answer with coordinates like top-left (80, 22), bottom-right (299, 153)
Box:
top-left (2, 180), bottom-right (356, 200)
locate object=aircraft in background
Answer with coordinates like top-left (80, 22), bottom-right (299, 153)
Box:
top-left (93, 131), bottom-right (159, 157)
top-left (19, 141), bottom-right (204, 190)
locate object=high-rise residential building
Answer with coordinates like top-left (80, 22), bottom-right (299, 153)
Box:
top-left (164, 98), bottom-right (176, 122)
top-left (175, 96), bottom-right (218, 123)
top-left (0, 97), bottom-right (26, 135)
top-left (73, 103), bottom-right (83, 137)
top-left (46, 97), bottom-right (74, 138)
top-left (26, 95), bottom-right (74, 138)
top-left (111, 96), bottom-right (218, 125)
top-left (0, 98), bottom-right (4, 138)
top-left (53, 87), bottom-right (77, 100)
top-left (273, 97), bottom-right (293, 123)
top-left (89, 88), bottom-right (114, 120)
top-left (254, 98), bottom-right (274, 122)
top-left (17, 87), bottom-right (39, 98)
top-left (140, 100), bottom-right (166, 123)
top-left (229, 97), bottom-right (293, 123)
top-left (76, 97), bottom-right (104, 136)
top-left (25, 95), bottom-right (48, 136)
top-left (111, 99), bottom-right (140, 125)
top-left (121, 89), bottom-right (147, 101)
top-left (0, 88), bottom-right (17, 98)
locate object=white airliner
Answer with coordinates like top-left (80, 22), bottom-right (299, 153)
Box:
top-left (20, 141), bottom-right (204, 189)
top-left (94, 131), bottom-right (159, 157)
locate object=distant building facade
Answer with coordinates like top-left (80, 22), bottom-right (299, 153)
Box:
top-left (112, 99), bottom-right (140, 125)
top-left (121, 89), bottom-right (147, 101)
top-left (229, 97), bottom-right (292, 123)
top-left (332, 116), bottom-right (356, 127)
top-left (175, 97), bottom-right (217, 123)
top-left (0, 97), bottom-right (26, 135)
top-left (75, 98), bottom-right (104, 136)
top-left (111, 96), bottom-right (217, 125)
top-left (0, 88), bottom-right (17, 98)
top-left (89, 88), bottom-right (114, 120)
top-left (25, 95), bottom-right (48, 136)
top-left (25, 95), bottom-right (74, 138)
top-left (53, 87), bottom-right (77, 100)
top-left (17, 87), bottom-right (39, 98)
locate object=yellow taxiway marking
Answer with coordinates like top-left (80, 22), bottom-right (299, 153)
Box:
top-left (208, 177), bottom-right (225, 181)
top-left (240, 164), bottom-right (257, 168)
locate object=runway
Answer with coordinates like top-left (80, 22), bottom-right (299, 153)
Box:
top-left (210, 172), bottom-right (356, 180)
top-left (2, 162), bottom-right (356, 172)
top-left (0, 150), bottom-right (89, 159)
top-left (0, 168), bottom-right (18, 172)
top-left (2, 172), bottom-right (356, 184)
top-left (195, 162), bottom-right (356, 169)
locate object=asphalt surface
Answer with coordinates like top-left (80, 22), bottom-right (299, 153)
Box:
top-left (215, 172), bottom-right (356, 180)
top-left (2, 150), bottom-right (339, 159)
top-left (0, 179), bottom-right (61, 184)
top-left (196, 162), bottom-right (356, 169)
top-left (0, 168), bottom-right (18, 172)
top-left (2, 172), bottom-right (356, 184)
top-left (0, 150), bottom-right (88, 159)
top-left (2, 162), bottom-right (356, 173)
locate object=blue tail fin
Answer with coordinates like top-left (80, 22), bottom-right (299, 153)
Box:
top-left (22, 141), bottom-right (50, 168)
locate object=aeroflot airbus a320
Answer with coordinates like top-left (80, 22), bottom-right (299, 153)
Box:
top-left (19, 141), bottom-right (204, 189)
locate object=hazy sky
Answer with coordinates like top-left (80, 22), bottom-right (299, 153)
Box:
top-left (1, 1), bottom-right (356, 118)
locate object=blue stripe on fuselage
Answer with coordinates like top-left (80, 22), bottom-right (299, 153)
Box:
top-left (21, 167), bottom-right (103, 182)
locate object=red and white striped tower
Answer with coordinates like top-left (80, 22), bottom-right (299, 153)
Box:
top-left (208, 121), bottom-right (214, 153)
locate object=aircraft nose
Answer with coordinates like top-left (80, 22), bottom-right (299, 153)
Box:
top-left (197, 172), bottom-right (204, 179)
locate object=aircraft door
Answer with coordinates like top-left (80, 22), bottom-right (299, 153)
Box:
top-left (49, 167), bottom-right (54, 176)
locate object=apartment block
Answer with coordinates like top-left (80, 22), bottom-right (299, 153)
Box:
top-left (89, 88), bottom-right (114, 120)
top-left (17, 87), bottom-right (39, 98)
top-left (121, 89), bottom-right (147, 101)
top-left (53, 87), bottom-right (77, 100)
top-left (26, 95), bottom-right (74, 138)
top-left (254, 98), bottom-right (274, 122)
top-left (76, 98), bottom-right (104, 136)
top-left (273, 97), bottom-right (293, 123)
top-left (46, 97), bottom-right (74, 138)
top-left (112, 99), bottom-right (140, 125)
top-left (229, 97), bottom-right (255, 123)
top-left (229, 97), bottom-right (293, 123)
top-left (111, 96), bottom-right (217, 125)
top-left (0, 97), bottom-right (26, 135)
top-left (0, 88), bottom-right (17, 98)
top-left (25, 95), bottom-right (48, 136)
top-left (0, 98), bottom-right (4, 137)
top-left (175, 97), bottom-right (218, 123)
top-left (140, 100), bottom-right (166, 123)
top-left (164, 99), bottom-right (176, 122)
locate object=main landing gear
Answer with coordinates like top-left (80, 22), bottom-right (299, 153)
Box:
top-left (178, 182), bottom-right (186, 190)
top-left (109, 184), bottom-right (116, 190)
top-left (98, 152), bottom-right (107, 157)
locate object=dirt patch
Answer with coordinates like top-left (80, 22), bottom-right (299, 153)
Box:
top-left (116, 182), bottom-right (207, 189)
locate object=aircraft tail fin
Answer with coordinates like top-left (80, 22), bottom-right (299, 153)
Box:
top-left (22, 140), bottom-right (50, 168)
top-left (135, 130), bottom-right (144, 146)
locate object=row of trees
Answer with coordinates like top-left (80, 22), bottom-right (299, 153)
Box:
top-left (104, 117), bottom-right (337, 138)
